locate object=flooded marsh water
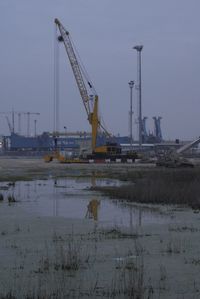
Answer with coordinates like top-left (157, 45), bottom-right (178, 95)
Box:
top-left (0, 177), bottom-right (172, 228)
top-left (1, 160), bottom-right (200, 298)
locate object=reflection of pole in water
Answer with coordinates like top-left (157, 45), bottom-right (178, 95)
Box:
top-left (138, 208), bottom-right (142, 226)
top-left (34, 180), bottom-right (37, 193)
top-left (85, 199), bottom-right (100, 221)
top-left (27, 183), bottom-right (30, 199)
top-left (91, 172), bottom-right (96, 188)
top-left (17, 182), bottom-right (21, 199)
top-left (129, 205), bottom-right (142, 230)
top-left (129, 205), bottom-right (133, 233)
top-left (53, 179), bottom-right (58, 216)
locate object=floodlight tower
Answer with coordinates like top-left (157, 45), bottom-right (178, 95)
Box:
top-left (133, 45), bottom-right (143, 148)
top-left (128, 80), bottom-right (134, 151)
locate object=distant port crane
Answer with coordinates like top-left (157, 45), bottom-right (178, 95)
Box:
top-left (0, 111), bottom-right (15, 133)
top-left (0, 111), bottom-right (40, 136)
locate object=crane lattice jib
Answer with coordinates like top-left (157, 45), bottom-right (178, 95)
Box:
top-left (55, 19), bottom-right (91, 117)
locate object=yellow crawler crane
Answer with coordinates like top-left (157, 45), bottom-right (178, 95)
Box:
top-left (54, 19), bottom-right (121, 160)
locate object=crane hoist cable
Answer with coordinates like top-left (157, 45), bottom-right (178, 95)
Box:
top-left (70, 37), bottom-right (97, 96)
top-left (54, 24), bottom-right (60, 134)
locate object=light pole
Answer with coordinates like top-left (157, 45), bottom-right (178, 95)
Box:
top-left (34, 119), bottom-right (37, 137)
top-left (27, 112), bottom-right (30, 137)
top-left (133, 45), bottom-right (143, 148)
top-left (64, 126), bottom-right (67, 146)
top-left (128, 80), bottom-right (134, 151)
top-left (18, 113), bottom-right (21, 135)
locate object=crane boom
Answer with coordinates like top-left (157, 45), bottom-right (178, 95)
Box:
top-left (55, 18), bottom-right (101, 151)
top-left (55, 18), bottom-right (91, 117)
top-left (54, 18), bottom-right (119, 157)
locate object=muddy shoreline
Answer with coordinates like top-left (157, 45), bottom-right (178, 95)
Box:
top-left (0, 157), bottom-right (155, 181)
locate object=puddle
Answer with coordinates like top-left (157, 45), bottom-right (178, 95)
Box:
top-left (0, 178), bottom-right (173, 227)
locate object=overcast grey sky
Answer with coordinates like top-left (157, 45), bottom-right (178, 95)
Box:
top-left (0, 0), bottom-right (200, 140)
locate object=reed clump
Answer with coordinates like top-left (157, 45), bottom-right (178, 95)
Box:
top-left (94, 168), bottom-right (200, 209)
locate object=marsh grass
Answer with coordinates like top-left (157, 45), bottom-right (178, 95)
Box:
top-left (162, 238), bottom-right (186, 255)
top-left (168, 225), bottom-right (199, 233)
top-left (54, 240), bottom-right (81, 271)
top-left (109, 240), bottom-right (151, 299)
top-left (0, 234), bottom-right (152, 298)
top-left (93, 168), bottom-right (200, 208)
top-left (35, 236), bottom-right (82, 274)
top-left (99, 227), bottom-right (139, 240)
top-left (7, 195), bottom-right (17, 203)
top-left (0, 293), bottom-right (16, 299)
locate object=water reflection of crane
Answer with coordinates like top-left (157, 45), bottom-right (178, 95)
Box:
top-left (53, 179), bottom-right (59, 216)
top-left (85, 199), bottom-right (100, 221)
